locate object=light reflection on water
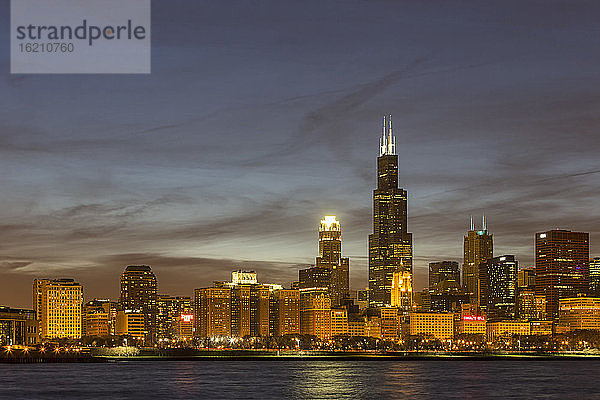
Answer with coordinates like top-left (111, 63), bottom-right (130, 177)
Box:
top-left (0, 359), bottom-right (599, 399)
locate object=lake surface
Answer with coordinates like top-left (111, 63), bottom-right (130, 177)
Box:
top-left (1, 359), bottom-right (599, 399)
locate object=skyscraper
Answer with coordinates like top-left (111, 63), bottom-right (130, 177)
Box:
top-left (463, 216), bottom-right (493, 305)
top-left (485, 255), bottom-right (518, 320)
top-left (535, 229), bottom-right (589, 318)
top-left (316, 216), bottom-right (349, 306)
top-left (368, 115), bottom-right (413, 308)
top-left (120, 265), bottom-right (158, 343)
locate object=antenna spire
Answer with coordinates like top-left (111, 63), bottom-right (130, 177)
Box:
top-left (379, 114), bottom-right (396, 156)
top-left (482, 213), bottom-right (487, 231)
top-left (470, 215), bottom-right (474, 231)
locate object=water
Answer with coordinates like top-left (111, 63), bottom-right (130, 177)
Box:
top-left (1, 359), bottom-right (599, 399)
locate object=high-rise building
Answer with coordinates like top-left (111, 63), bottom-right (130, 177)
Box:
top-left (157, 295), bottom-right (192, 342)
top-left (535, 230), bottom-right (589, 318)
top-left (518, 266), bottom-right (536, 289)
top-left (194, 287), bottom-right (231, 338)
top-left (33, 278), bottom-right (83, 339)
top-left (269, 289), bottom-right (300, 336)
top-left (485, 255), bottom-right (518, 320)
top-left (300, 288), bottom-right (331, 339)
top-left (369, 115), bottom-right (413, 308)
top-left (590, 257), bottom-right (600, 297)
top-left (463, 216), bottom-right (493, 305)
top-left (120, 265), bottom-right (158, 343)
top-left (429, 261), bottom-right (461, 293)
top-left (316, 216), bottom-right (350, 307)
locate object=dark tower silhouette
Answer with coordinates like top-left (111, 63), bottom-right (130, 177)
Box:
top-left (368, 115), bottom-right (413, 308)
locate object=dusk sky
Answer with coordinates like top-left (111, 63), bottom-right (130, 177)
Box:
top-left (1, 0), bottom-right (600, 308)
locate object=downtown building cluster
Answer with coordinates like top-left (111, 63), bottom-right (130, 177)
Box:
top-left (2, 116), bottom-right (600, 349)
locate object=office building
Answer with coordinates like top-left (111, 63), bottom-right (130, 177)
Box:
top-left (558, 297), bottom-right (600, 331)
top-left (157, 295), bottom-right (192, 341)
top-left (590, 257), bottom-right (600, 297)
top-left (486, 320), bottom-right (530, 341)
top-left (116, 309), bottom-right (146, 340)
top-left (330, 308), bottom-right (349, 337)
top-left (485, 255), bottom-right (518, 320)
top-left (518, 267), bottom-right (536, 289)
top-left (300, 288), bottom-right (331, 339)
top-left (270, 289), bottom-right (300, 336)
top-left (0, 307), bottom-right (38, 345)
top-left (120, 265), bottom-right (158, 343)
top-left (390, 270), bottom-right (412, 311)
top-left (194, 287), bottom-right (231, 338)
top-left (429, 261), bottom-right (461, 292)
top-left (33, 278), bottom-right (83, 339)
top-left (535, 230), bottom-right (589, 318)
top-left (316, 216), bottom-right (350, 306)
top-left (409, 312), bottom-right (454, 340)
top-left (82, 299), bottom-right (117, 337)
top-left (369, 115), bottom-right (413, 308)
top-left (463, 216), bottom-right (493, 305)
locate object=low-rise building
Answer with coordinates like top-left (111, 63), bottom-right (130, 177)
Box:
top-left (0, 307), bottom-right (38, 345)
top-left (116, 309), bottom-right (146, 341)
top-left (530, 320), bottom-right (553, 335)
top-left (558, 297), bottom-right (600, 331)
top-left (486, 320), bottom-right (530, 341)
top-left (409, 312), bottom-right (454, 340)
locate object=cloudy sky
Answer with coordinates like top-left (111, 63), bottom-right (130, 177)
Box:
top-left (1, 0), bottom-right (599, 308)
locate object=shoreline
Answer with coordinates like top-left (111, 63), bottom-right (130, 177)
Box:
top-left (2, 349), bottom-right (600, 363)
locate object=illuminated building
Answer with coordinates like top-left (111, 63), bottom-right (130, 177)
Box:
top-left (516, 289), bottom-right (537, 320)
top-left (364, 317), bottom-right (382, 339)
top-left (300, 288), bottom-right (331, 339)
top-left (463, 216), bottom-right (493, 305)
top-left (330, 308), bottom-right (349, 337)
top-left (558, 296), bottom-right (600, 331)
top-left (83, 299), bottom-right (117, 337)
top-left (34, 278), bottom-right (83, 339)
top-left (194, 287), bottom-right (231, 338)
top-left (348, 317), bottom-right (366, 337)
top-left (270, 289), bottom-right (300, 336)
top-left (391, 270), bottom-right (412, 311)
top-left (409, 312), bottom-right (454, 340)
top-left (535, 230), bottom-right (589, 318)
top-left (120, 265), bottom-right (158, 343)
top-left (298, 267), bottom-right (330, 291)
top-left (429, 261), bottom-right (461, 292)
top-left (368, 115), bottom-right (413, 308)
top-left (456, 315), bottom-right (486, 336)
top-left (316, 216), bottom-right (350, 307)
top-left (0, 307), bottom-right (38, 345)
top-left (530, 320), bottom-right (553, 335)
top-left (116, 309), bottom-right (146, 340)
top-left (157, 295), bottom-right (192, 341)
top-left (216, 271), bottom-right (275, 337)
top-left (380, 307), bottom-right (399, 340)
top-left (518, 266), bottom-right (536, 289)
top-left (590, 257), bottom-right (600, 297)
top-left (485, 255), bottom-right (518, 320)
top-left (486, 320), bottom-right (530, 341)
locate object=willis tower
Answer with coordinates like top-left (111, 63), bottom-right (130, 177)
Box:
top-left (368, 115), bottom-right (413, 308)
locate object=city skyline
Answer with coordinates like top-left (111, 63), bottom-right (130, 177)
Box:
top-left (2, 0), bottom-right (600, 308)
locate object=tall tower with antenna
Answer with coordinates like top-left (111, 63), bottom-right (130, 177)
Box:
top-left (463, 215), bottom-right (493, 308)
top-left (368, 115), bottom-right (413, 308)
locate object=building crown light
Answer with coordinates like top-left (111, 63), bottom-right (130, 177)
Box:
top-left (379, 114), bottom-right (396, 156)
top-left (320, 215), bottom-right (340, 231)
